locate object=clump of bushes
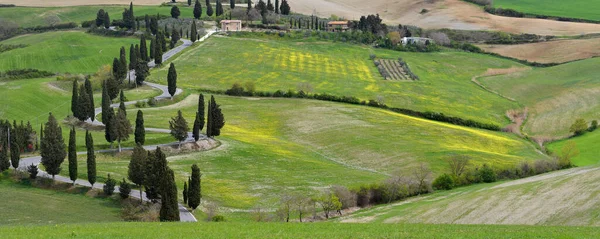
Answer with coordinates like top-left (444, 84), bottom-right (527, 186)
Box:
top-left (0, 69), bottom-right (54, 80)
top-left (433, 173), bottom-right (454, 190)
top-left (103, 174), bottom-right (117, 196)
top-left (119, 178), bottom-right (131, 199)
top-left (147, 97), bottom-right (158, 107)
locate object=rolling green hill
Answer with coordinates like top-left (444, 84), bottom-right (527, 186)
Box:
top-left (0, 31), bottom-right (143, 74)
top-left (148, 35), bottom-right (523, 127)
top-left (547, 130), bottom-right (600, 166)
top-left (493, 0), bottom-right (600, 21)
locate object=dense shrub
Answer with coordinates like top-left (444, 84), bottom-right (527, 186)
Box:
top-left (27, 164), bottom-right (38, 179)
top-left (23, 22), bottom-right (78, 32)
top-left (0, 4), bottom-right (15, 7)
top-left (0, 69), bottom-right (54, 80)
top-left (81, 20), bottom-right (96, 28)
top-left (147, 97), bottom-right (158, 107)
top-left (119, 179), bottom-right (132, 199)
top-left (479, 164), bottom-right (497, 183)
top-left (103, 174), bottom-right (117, 196)
top-left (211, 215), bottom-right (225, 222)
top-left (432, 174), bottom-right (454, 190)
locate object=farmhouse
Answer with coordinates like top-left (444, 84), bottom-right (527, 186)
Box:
top-left (401, 37), bottom-right (433, 46)
top-left (327, 21), bottom-right (350, 32)
top-left (221, 20), bottom-right (242, 32)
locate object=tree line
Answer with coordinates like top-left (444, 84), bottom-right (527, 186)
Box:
top-left (0, 120), bottom-right (37, 171)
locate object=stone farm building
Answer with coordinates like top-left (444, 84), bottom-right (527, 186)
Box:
top-left (401, 37), bottom-right (434, 46)
top-left (221, 20), bottom-right (242, 32)
top-left (327, 21), bottom-right (349, 32)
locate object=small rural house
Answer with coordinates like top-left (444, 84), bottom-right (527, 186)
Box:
top-left (221, 20), bottom-right (242, 32)
top-left (401, 37), bottom-right (433, 46)
top-left (327, 21), bottom-right (350, 32)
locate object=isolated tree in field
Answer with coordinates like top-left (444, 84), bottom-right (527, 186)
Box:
top-left (206, 96), bottom-right (225, 138)
top-left (192, 94), bottom-right (205, 141)
top-left (103, 174), bottom-right (116, 195)
top-left (104, 12), bottom-right (110, 29)
top-left (230, 0), bottom-right (235, 9)
top-left (128, 144), bottom-right (147, 202)
top-left (85, 130), bottom-right (97, 186)
top-left (206, 0), bottom-right (214, 16)
top-left (119, 178), bottom-right (132, 199)
top-left (135, 61), bottom-right (150, 85)
top-left (190, 21), bottom-right (198, 42)
top-left (188, 163), bottom-right (201, 210)
top-left (267, 0), bottom-right (274, 11)
top-left (194, 0), bottom-right (203, 19)
top-left (275, 0), bottom-right (279, 14)
top-left (570, 118), bottom-right (588, 136)
top-left (171, 6), bottom-right (181, 19)
top-left (96, 9), bottom-right (106, 26)
top-left (84, 79), bottom-right (95, 121)
top-left (9, 125), bottom-right (19, 169)
top-left (280, 0), bottom-right (290, 15)
top-left (216, 0), bottom-right (223, 16)
top-left (167, 63), bottom-right (177, 99)
top-left (160, 168), bottom-right (180, 221)
top-left (68, 127), bottom-right (77, 184)
top-left (71, 80), bottom-right (79, 118)
top-left (115, 106), bottom-right (132, 152)
top-left (41, 113), bottom-right (66, 179)
top-left (135, 110), bottom-right (146, 145)
top-left (140, 35), bottom-right (149, 62)
top-left (170, 28), bottom-right (180, 49)
top-left (169, 110), bottom-right (189, 148)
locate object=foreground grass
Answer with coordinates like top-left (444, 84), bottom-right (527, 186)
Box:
top-left (547, 130), bottom-right (600, 166)
top-left (342, 166), bottom-right (600, 226)
top-left (493, 0), bottom-right (600, 21)
top-left (0, 173), bottom-right (121, 225)
top-left (148, 35), bottom-right (522, 126)
top-left (480, 57), bottom-right (600, 137)
top-left (1, 221), bottom-right (598, 238)
top-left (0, 31), bottom-right (144, 74)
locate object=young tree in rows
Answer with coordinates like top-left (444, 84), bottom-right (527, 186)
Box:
top-left (140, 35), bottom-right (148, 62)
top-left (154, 32), bottom-right (164, 65)
top-left (192, 94), bottom-right (205, 141)
top-left (230, 0), bottom-right (235, 9)
top-left (206, 0), bottom-right (214, 16)
top-left (135, 110), bottom-right (145, 145)
top-left (169, 110), bottom-right (189, 149)
top-left (104, 12), bottom-right (110, 29)
top-left (68, 127), bottom-right (77, 184)
top-left (190, 20), bottom-right (198, 42)
top-left (216, 0), bottom-right (223, 16)
top-left (129, 144), bottom-right (147, 202)
top-left (170, 28), bottom-right (180, 49)
top-left (119, 178), bottom-right (131, 199)
top-left (96, 9), bottom-right (106, 26)
top-left (41, 113), bottom-right (66, 179)
top-left (84, 79), bottom-right (95, 121)
top-left (194, 0), bottom-right (203, 19)
top-left (9, 125), bottom-right (19, 169)
top-left (135, 61), bottom-right (150, 85)
top-left (103, 174), bottom-right (116, 195)
top-left (280, 0), bottom-right (290, 15)
top-left (119, 47), bottom-right (128, 83)
top-left (160, 167), bottom-right (180, 221)
top-left (129, 44), bottom-right (137, 73)
top-left (77, 84), bottom-right (91, 121)
top-left (149, 37), bottom-right (155, 60)
top-left (71, 80), bottom-right (79, 118)
top-left (267, 0), bottom-right (274, 11)
top-left (167, 63), bottom-right (177, 99)
top-left (86, 130), bottom-right (97, 186)
top-left (188, 164), bottom-right (202, 210)
top-left (183, 181), bottom-right (188, 204)
top-left (171, 6), bottom-right (181, 19)
top-left (206, 96), bottom-right (225, 137)
top-left (275, 0), bottom-right (279, 14)
top-left (115, 103), bottom-right (132, 152)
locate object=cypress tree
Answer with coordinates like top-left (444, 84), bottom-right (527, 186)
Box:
top-left (230, 0), bottom-right (235, 9)
top-left (207, 96), bottom-right (225, 137)
top-left (190, 21), bottom-right (198, 42)
top-left (188, 164), bottom-right (201, 210)
top-left (9, 124), bottom-right (20, 169)
top-left (194, 0), bottom-right (203, 19)
top-left (206, 97), bottom-right (213, 138)
top-left (216, 0), bottom-right (223, 16)
top-left (68, 127), bottom-right (77, 184)
top-left (167, 63), bottom-right (177, 99)
top-left (150, 17), bottom-right (158, 35)
top-left (144, 150), bottom-right (160, 200)
top-left (105, 107), bottom-right (117, 147)
top-left (247, 0), bottom-right (252, 12)
top-left (115, 106), bottom-right (132, 152)
top-left (135, 110), bottom-right (145, 145)
top-left (129, 44), bottom-right (136, 71)
top-left (183, 181), bottom-right (188, 204)
top-left (192, 94), bottom-right (205, 141)
top-left (41, 113), bottom-right (66, 179)
top-left (129, 2), bottom-right (135, 30)
top-left (119, 178), bottom-right (131, 199)
top-left (171, 6), bottom-right (181, 19)
top-left (101, 81), bottom-right (111, 125)
top-left (164, 25), bottom-right (169, 38)
top-left (188, 0), bottom-right (192, 6)
top-left (150, 37), bottom-right (155, 60)
top-left (155, 32), bottom-right (164, 65)
top-left (106, 75), bottom-right (120, 101)
top-left (86, 130), bottom-right (96, 186)
top-left (169, 110), bottom-right (189, 149)
top-left (119, 90), bottom-right (127, 107)
top-left (135, 60), bottom-right (150, 85)
top-left (160, 168), bottom-right (180, 221)
top-left (170, 28), bottom-right (180, 49)
top-left (129, 144), bottom-right (147, 202)
top-left (267, 0), bottom-right (274, 11)
top-left (206, 0), bottom-right (214, 17)
top-left (0, 139), bottom-right (8, 172)
top-left (84, 79), bottom-right (94, 121)
top-left (140, 35), bottom-right (148, 62)
top-left (96, 9), bottom-right (106, 27)
top-left (71, 80), bottom-right (79, 118)
top-left (104, 12), bottom-right (110, 29)
top-left (275, 0), bottom-right (279, 14)
top-left (119, 47), bottom-right (128, 83)
top-left (280, 0), bottom-right (290, 15)
top-left (112, 58), bottom-right (121, 81)
top-left (77, 84), bottom-right (91, 121)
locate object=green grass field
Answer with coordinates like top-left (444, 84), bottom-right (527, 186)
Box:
top-left (0, 173), bottom-right (121, 225)
top-left (1, 221), bottom-right (599, 238)
top-left (547, 131), bottom-right (600, 166)
top-left (493, 0), bottom-right (600, 21)
top-left (0, 31), bottom-right (144, 74)
top-left (51, 94), bottom-right (542, 209)
top-left (479, 57), bottom-right (600, 138)
top-left (342, 166), bottom-right (600, 226)
top-left (0, 5), bottom-right (205, 28)
top-left (148, 35), bottom-right (522, 127)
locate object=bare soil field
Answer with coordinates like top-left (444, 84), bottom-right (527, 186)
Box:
top-left (291, 0), bottom-right (600, 35)
top-left (0, 0), bottom-right (164, 6)
top-left (477, 38), bottom-right (600, 63)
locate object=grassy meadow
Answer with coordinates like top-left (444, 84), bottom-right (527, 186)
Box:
top-left (547, 131), bottom-right (600, 166)
top-left (479, 57), bottom-right (600, 137)
top-left (493, 0), bottom-right (600, 21)
top-left (0, 173), bottom-right (121, 225)
top-left (0, 31), bottom-right (144, 74)
top-left (148, 35), bottom-right (522, 127)
top-left (341, 166), bottom-right (600, 226)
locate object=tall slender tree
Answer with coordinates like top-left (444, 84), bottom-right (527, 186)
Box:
top-left (68, 127), bottom-right (77, 184)
top-left (150, 37), bottom-right (156, 60)
top-left (183, 181), bottom-right (188, 204)
top-left (129, 44), bottom-right (137, 72)
top-left (155, 32), bottom-right (164, 65)
top-left (86, 130), bottom-right (96, 187)
top-left (170, 28), bottom-right (180, 49)
top-left (167, 63), bottom-right (177, 99)
top-left (275, 0), bottom-right (279, 14)
top-left (119, 47), bottom-right (128, 83)
top-left (104, 12), bottom-right (110, 29)
top-left (135, 110), bottom-right (146, 145)
top-left (71, 80), bottom-right (79, 118)
top-left (192, 94), bottom-right (205, 141)
top-left (144, 149), bottom-right (159, 200)
top-left (101, 81), bottom-right (111, 124)
top-left (188, 0), bottom-right (192, 6)
top-left (267, 0), bottom-right (274, 11)
top-left (247, 0), bottom-right (252, 12)
top-left (84, 79), bottom-right (95, 121)
top-left (0, 139), bottom-right (8, 172)
top-left (206, 0), bottom-right (214, 16)
top-left (207, 96), bottom-right (225, 137)
top-left (216, 0), bottom-right (223, 16)
top-left (160, 167), bottom-right (180, 221)
top-left (169, 111), bottom-right (189, 149)
top-left (280, 0), bottom-right (290, 15)
top-left (115, 105), bottom-right (132, 152)
top-left (41, 113), bottom-right (66, 179)
top-left (135, 60), bottom-right (150, 85)
top-left (188, 164), bottom-right (201, 210)
top-left (77, 84), bottom-right (91, 121)
top-left (128, 144), bottom-right (147, 202)
top-left (9, 124), bottom-right (19, 169)
top-left (190, 20), bottom-right (198, 42)
top-left (105, 107), bottom-right (117, 148)
top-left (194, 0), bottom-right (203, 19)
top-left (140, 35), bottom-right (148, 62)
top-left (230, 0), bottom-right (235, 9)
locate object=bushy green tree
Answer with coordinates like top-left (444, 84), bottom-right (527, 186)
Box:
top-left (169, 110), bottom-right (189, 148)
top-left (167, 63), bottom-right (177, 99)
top-left (135, 60), bottom-right (150, 85)
top-left (119, 178), bottom-right (132, 199)
top-left (40, 113), bottom-right (66, 179)
top-left (569, 118), bottom-right (588, 136)
top-left (316, 192), bottom-right (342, 219)
top-left (194, 0), bottom-right (203, 19)
top-left (188, 164), bottom-right (202, 210)
top-left (192, 94), bottom-right (205, 141)
top-left (129, 144), bottom-right (147, 202)
top-left (104, 174), bottom-right (116, 195)
top-left (170, 28), bottom-right (180, 49)
top-left (432, 173), bottom-right (454, 190)
top-left (86, 130), bottom-right (97, 186)
top-left (96, 9), bottom-right (106, 26)
top-left (135, 110), bottom-right (146, 145)
top-left (216, 0), bottom-right (224, 16)
top-left (589, 120), bottom-right (598, 132)
top-left (68, 127), bottom-right (77, 184)
top-left (206, 0), bottom-right (214, 16)
top-left (171, 6), bottom-right (181, 19)
top-left (479, 164), bottom-right (496, 183)
top-left (280, 0), bottom-right (290, 15)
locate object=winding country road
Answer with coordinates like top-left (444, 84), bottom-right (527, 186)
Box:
top-left (19, 30), bottom-right (217, 223)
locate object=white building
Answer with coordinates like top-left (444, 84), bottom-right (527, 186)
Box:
top-left (401, 37), bottom-right (433, 46)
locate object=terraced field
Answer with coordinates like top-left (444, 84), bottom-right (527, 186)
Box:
top-left (149, 35), bottom-right (523, 126)
top-left (0, 31), bottom-right (144, 74)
